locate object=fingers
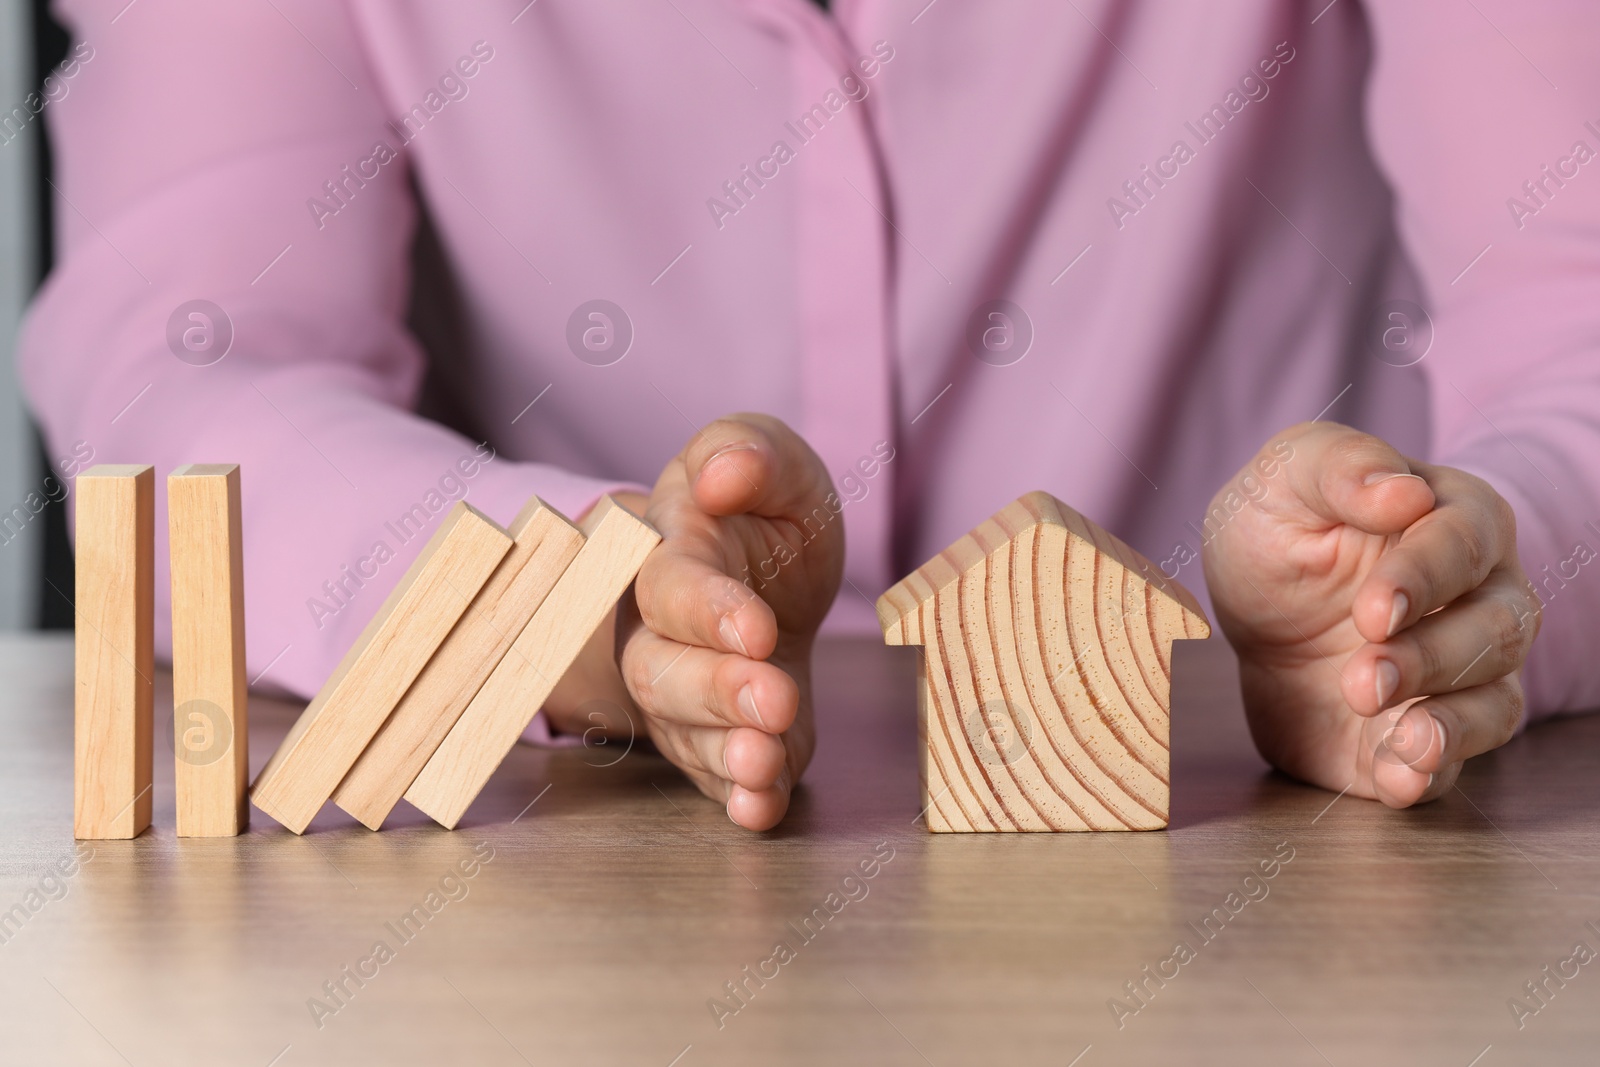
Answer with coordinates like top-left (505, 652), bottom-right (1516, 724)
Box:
top-left (666, 734), bottom-right (796, 831)
top-left (634, 414), bottom-right (843, 660)
top-left (1272, 421), bottom-right (1437, 536)
top-left (1273, 424), bottom-right (1522, 645)
top-left (1380, 674), bottom-right (1526, 772)
top-left (633, 539), bottom-right (779, 659)
top-left (620, 617), bottom-right (802, 829)
top-left (621, 413), bottom-right (834, 833)
top-left (647, 695), bottom-right (798, 831)
top-left (1370, 747), bottom-right (1461, 809)
top-left (618, 614), bottom-right (799, 733)
top-left (652, 720), bottom-right (789, 793)
top-left (679, 414), bottom-right (837, 521)
top-left (728, 774), bottom-right (793, 831)
top-left (1351, 463), bottom-right (1519, 644)
top-left (1342, 573), bottom-right (1538, 716)
top-left (1365, 674), bottom-right (1525, 807)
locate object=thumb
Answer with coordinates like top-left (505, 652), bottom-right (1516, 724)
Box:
top-left (682, 413), bottom-right (837, 522)
top-left (1276, 421), bottom-right (1435, 535)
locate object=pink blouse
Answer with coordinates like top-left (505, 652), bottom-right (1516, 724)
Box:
top-left (21, 0), bottom-right (1600, 722)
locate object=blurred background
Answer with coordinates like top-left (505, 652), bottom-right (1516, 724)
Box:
top-left (0, 0), bottom-right (72, 631)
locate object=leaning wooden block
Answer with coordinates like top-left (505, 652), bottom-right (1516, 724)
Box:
top-left (250, 502), bottom-right (512, 833)
top-left (405, 496), bottom-right (660, 829)
top-left (74, 464), bottom-right (155, 839)
top-left (877, 491), bottom-right (1210, 833)
top-left (169, 464), bottom-right (250, 837)
top-left (332, 496), bottom-right (584, 830)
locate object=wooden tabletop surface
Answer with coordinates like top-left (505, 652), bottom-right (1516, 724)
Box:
top-left (0, 632), bottom-right (1595, 1066)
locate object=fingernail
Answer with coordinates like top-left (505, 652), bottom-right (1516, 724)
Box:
top-left (1387, 592), bottom-right (1409, 638)
top-left (1425, 773), bottom-right (1436, 792)
top-left (1375, 659), bottom-right (1399, 708)
top-left (705, 442), bottom-right (760, 469)
top-left (738, 684), bottom-right (768, 729)
top-left (1431, 714), bottom-right (1448, 760)
top-left (720, 613), bottom-right (751, 657)
top-left (1363, 471), bottom-right (1425, 486)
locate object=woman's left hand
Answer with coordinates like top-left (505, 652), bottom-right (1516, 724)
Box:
top-left (1202, 421), bottom-right (1541, 806)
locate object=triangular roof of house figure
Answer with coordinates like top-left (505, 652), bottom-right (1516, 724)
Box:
top-left (876, 491), bottom-right (1210, 833)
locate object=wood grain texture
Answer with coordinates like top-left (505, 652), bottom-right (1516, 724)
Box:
top-left (168, 464), bottom-right (249, 837)
top-left (250, 501), bottom-right (512, 833)
top-left (332, 496), bottom-right (584, 830)
top-left (73, 464), bottom-right (154, 839)
top-left (405, 495), bottom-right (659, 829)
top-left (878, 491), bottom-right (1210, 832)
top-left (5, 633), bottom-right (1600, 1065)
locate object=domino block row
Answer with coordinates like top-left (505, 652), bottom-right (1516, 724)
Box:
top-left (250, 493), bottom-right (659, 834)
top-left (75, 464), bottom-right (248, 839)
top-left (73, 461), bottom-right (659, 838)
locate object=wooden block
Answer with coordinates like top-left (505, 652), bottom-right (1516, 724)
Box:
top-left (73, 465), bottom-right (155, 839)
top-left (250, 501), bottom-right (512, 833)
top-left (332, 496), bottom-right (584, 830)
top-left (405, 496), bottom-right (660, 829)
top-left (169, 464), bottom-right (249, 837)
top-left (877, 491), bottom-right (1211, 833)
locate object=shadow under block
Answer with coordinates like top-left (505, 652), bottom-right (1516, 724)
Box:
top-left (169, 465), bottom-right (250, 837)
top-left (73, 465), bottom-right (155, 839)
top-left (405, 496), bottom-right (660, 829)
top-left (332, 496), bottom-right (584, 830)
top-left (877, 491), bottom-right (1211, 833)
top-left (250, 501), bottom-right (512, 833)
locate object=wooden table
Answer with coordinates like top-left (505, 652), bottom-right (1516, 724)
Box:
top-left (0, 633), bottom-right (1594, 1066)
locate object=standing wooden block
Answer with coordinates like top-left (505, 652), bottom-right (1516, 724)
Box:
top-left (169, 464), bottom-right (249, 837)
top-left (877, 491), bottom-right (1211, 833)
top-left (332, 496), bottom-right (584, 829)
top-left (405, 496), bottom-right (659, 829)
top-left (250, 502), bottom-right (512, 833)
top-left (74, 465), bottom-right (155, 839)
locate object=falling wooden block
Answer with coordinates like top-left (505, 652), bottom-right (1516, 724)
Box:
top-left (169, 464), bottom-right (250, 837)
top-left (877, 491), bottom-right (1211, 833)
top-left (405, 496), bottom-right (660, 829)
top-left (250, 501), bottom-right (512, 833)
top-left (73, 465), bottom-right (155, 839)
top-left (332, 496), bottom-right (584, 830)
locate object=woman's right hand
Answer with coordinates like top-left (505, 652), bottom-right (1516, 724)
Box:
top-left (613, 414), bottom-right (844, 830)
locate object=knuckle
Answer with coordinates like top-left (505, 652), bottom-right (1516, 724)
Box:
top-left (1413, 631), bottom-right (1446, 686)
top-left (708, 415), bottom-right (778, 459)
top-left (644, 567), bottom-right (714, 643)
top-left (632, 565), bottom-right (668, 632)
top-left (624, 653), bottom-right (662, 713)
top-left (1326, 430), bottom-right (1380, 472)
top-left (701, 416), bottom-right (753, 444)
top-left (1488, 596), bottom-right (1530, 664)
top-left (741, 412), bottom-right (792, 443)
top-left (1450, 513), bottom-right (1492, 580)
top-left (708, 656), bottom-right (740, 720)
top-left (686, 732), bottom-right (720, 777)
top-left (1411, 564), bottom-right (1445, 616)
top-left (1495, 675), bottom-right (1526, 741)
top-left (1489, 490), bottom-right (1517, 544)
top-left (671, 741), bottom-right (709, 779)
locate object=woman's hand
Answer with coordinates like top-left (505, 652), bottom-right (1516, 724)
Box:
top-left (604, 414), bottom-right (843, 830)
top-left (1202, 421), bottom-right (1540, 806)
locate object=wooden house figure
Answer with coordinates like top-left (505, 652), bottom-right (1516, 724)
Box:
top-left (876, 492), bottom-right (1211, 832)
